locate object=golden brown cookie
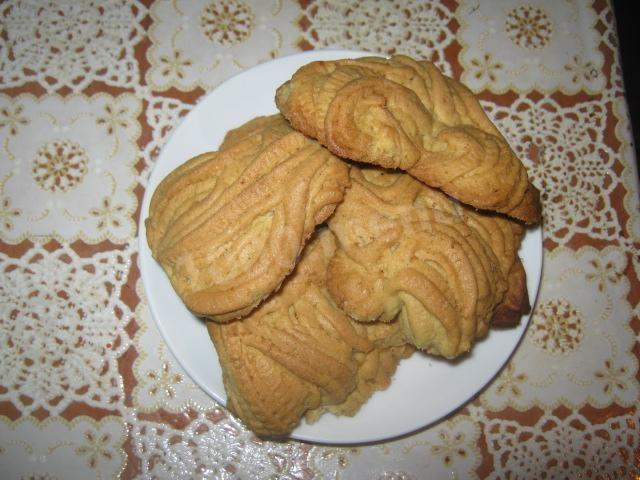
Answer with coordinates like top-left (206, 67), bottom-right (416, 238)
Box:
top-left (414, 181), bottom-right (530, 327)
top-left (207, 229), bottom-right (413, 437)
top-left (145, 115), bottom-right (350, 322)
top-left (326, 166), bottom-right (529, 358)
top-left (276, 55), bottom-right (540, 223)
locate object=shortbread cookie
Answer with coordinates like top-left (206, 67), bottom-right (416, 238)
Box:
top-left (145, 115), bottom-right (350, 322)
top-left (413, 178), bottom-right (530, 327)
top-left (491, 258), bottom-right (530, 327)
top-left (326, 166), bottom-right (529, 358)
top-left (276, 55), bottom-right (540, 223)
top-left (207, 230), bottom-right (413, 437)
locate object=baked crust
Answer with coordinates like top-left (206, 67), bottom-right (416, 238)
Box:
top-left (145, 115), bottom-right (350, 322)
top-left (207, 229), bottom-right (413, 437)
top-left (276, 55), bottom-right (540, 224)
top-left (326, 166), bottom-right (529, 358)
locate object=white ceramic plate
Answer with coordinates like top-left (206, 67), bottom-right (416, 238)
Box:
top-left (138, 50), bottom-right (543, 444)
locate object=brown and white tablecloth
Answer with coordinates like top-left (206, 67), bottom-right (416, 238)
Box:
top-left (1, 1), bottom-right (638, 478)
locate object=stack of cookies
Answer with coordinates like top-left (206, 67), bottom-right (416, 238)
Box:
top-left (145, 55), bottom-right (541, 438)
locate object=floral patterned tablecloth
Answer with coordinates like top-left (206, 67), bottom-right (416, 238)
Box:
top-left (1, 1), bottom-right (638, 478)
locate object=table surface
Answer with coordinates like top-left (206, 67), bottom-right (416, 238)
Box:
top-left (1, 1), bottom-right (638, 478)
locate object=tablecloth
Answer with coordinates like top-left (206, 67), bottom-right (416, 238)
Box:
top-left (1, 0), bottom-right (638, 478)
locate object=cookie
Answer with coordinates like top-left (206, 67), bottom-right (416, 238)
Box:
top-left (276, 55), bottom-right (540, 223)
top-left (413, 178), bottom-right (530, 328)
top-left (207, 229), bottom-right (413, 437)
top-left (326, 166), bottom-right (529, 358)
top-left (145, 115), bottom-right (350, 322)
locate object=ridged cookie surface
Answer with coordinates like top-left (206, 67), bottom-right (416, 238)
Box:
top-left (145, 115), bottom-right (350, 322)
top-left (207, 230), bottom-right (413, 437)
top-left (327, 166), bottom-right (529, 358)
top-left (276, 55), bottom-right (540, 223)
